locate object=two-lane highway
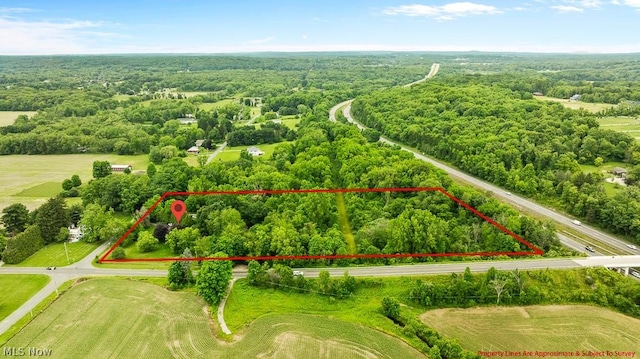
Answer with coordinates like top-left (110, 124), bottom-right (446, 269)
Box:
top-left (330, 63), bottom-right (638, 256)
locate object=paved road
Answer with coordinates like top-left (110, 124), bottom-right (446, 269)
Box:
top-left (3, 252), bottom-right (640, 336)
top-left (206, 142), bottom-right (227, 164)
top-left (402, 63), bottom-right (440, 87)
top-left (329, 63), bottom-right (638, 256)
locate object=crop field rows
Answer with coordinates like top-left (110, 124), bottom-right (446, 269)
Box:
top-left (4, 278), bottom-right (424, 359)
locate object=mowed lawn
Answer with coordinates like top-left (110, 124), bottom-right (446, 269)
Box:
top-left (0, 111), bottom-right (37, 126)
top-left (0, 154), bottom-right (149, 210)
top-left (214, 142), bottom-right (291, 162)
top-left (420, 305), bottom-right (640, 351)
top-left (4, 278), bottom-right (424, 359)
top-left (0, 275), bottom-right (50, 321)
top-left (5, 242), bottom-right (100, 267)
top-left (534, 96), bottom-right (615, 113)
top-left (198, 98), bottom-right (237, 111)
top-left (598, 116), bottom-right (640, 141)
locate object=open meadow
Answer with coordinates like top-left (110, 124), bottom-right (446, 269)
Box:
top-left (4, 242), bottom-right (100, 267)
top-left (420, 305), bottom-right (640, 352)
top-left (598, 116), bottom-right (640, 141)
top-left (214, 142), bottom-right (291, 162)
top-left (4, 278), bottom-right (425, 359)
top-left (0, 154), bottom-right (149, 210)
top-left (534, 96), bottom-right (615, 112)
top-left (0, 275), bottom-right (50, 322)
top-left (0, 111), bottom-right (37, 126)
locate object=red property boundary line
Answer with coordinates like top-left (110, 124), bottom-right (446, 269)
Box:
top-left (99, 187), bottom-right (543, 263)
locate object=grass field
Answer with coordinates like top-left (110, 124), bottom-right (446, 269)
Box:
top-left (598, 116), bottom-right (640, 140)
top-left (93, 243), bottom-right (173, 269)
top-left (421, 305), bottom-right (640, 352)
top-left (534, 96), bottom-right (614, 112)
top-left (5, 241), bottom-right (100, 267)
top-left (279, 117), bottom-right (301, 129)
top-left (4, 278), bottom-right (424, 359)
top-left (0, 154), bottom-right (149, 210)
top-left (198, 98), bottom-right (236, 111)
top-left (214, 142), bottom-right (291, 162)
top-left (0, 275), bottom-right (50, 322)
top-left (0, 111), bottom-right (37, 126)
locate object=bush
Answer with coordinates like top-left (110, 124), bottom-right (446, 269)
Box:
top-left (111, 247), bottom-right (126, 259)
top-left (136, 232), bottom-right (159, 253)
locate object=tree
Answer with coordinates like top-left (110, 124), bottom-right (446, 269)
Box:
top-left (147, 163), bottom-right (157, 177)
top-left (490, 278), bottom-right (507, 304)
top-left (111, 247), bottom-right (126, 259)
top-left (92, 160), bottom-right (112, 179)
top-left (71, 174), bottom-right (82, 187)
top-left (381, 297), bottom-right (400, 319)
top-left (317, 270), bottom-right (331, 295)
top-left (153, 223), bottom-right (170, 243)
top-left (195, 252), bottom-right (233, 305)
top-left (594, 156), bottom-right (604, 167)
top-left (1, 203), bottom-right (30, 236)
top-left (136, 231), bottom-right (159, 253)
top-left (62, 179), bottom-right (74, 191)
top-left (167, 259), bottom-right (194, 289)
top-left (35, 197), bottom-right (69, 244)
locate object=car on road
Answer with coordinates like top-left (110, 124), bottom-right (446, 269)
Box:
top-left (45, 266), bottom-right (56, 270)
top-left (585, 246), bottom-right (595, 253)
top-left (572, 220), bottom-right (582, 226)
top-left (293, 270), bottom-right (304, 276)
top-left (505, 192), bottom-right (512, 196)
top-left (626, 244), bottom-right (638, 251)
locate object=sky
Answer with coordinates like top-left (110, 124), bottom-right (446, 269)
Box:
top-left (1, 0), bottom-right (639, 55)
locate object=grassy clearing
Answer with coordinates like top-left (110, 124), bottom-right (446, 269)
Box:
top-left (534, 96), bottom-right (614, 112)
top-left (13, 182), bottom-right (61, 197)
top-left (579, 161), bottom-right (628, 173)
top-left (421, 305), bottom-right (640, 351)
top-left (198, 98), bottom-right (236, 111)
top-left (5, 242), bottom-right (100, 267)
top-left (225, 278), bottom-right (423, 335)
top-left (4, 278), bottom-right (424, 359)
top-left (214, 142), bottom-right (291, 162)
top-left (0, 154), bottom-right (149, 210)
top-left (0, 275), bottom-right (50, 321)
top-left (279, 117), bottom-right (301, 129)
top-left (0, 111), bottom-right (37, 126)
top-left (597, 116), bottom-right (640, 140)
top-left (93, 243), bottom-right (173, 269)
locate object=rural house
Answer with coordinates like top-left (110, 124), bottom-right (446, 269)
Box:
top-left (111, 164), bottom-right (132, 172)
top-left (247, 146), bottom-right (264, 156)
top-left (187, 146), bottom-right (200, 155)
top-left (612, 167), bottom-right (627, 178)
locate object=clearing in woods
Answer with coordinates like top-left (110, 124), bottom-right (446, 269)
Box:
top-left (4, 278), bottom-right (425, 359)
top-left (420, 305), bottom-right (640, 352)
top-left (0, 154), bottom-right (149, 210)
top-left (534, 96), bottom-right (614, 113)
top-left (0, 111), bottom-right (37, 126)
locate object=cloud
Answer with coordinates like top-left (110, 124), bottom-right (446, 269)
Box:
top-left (243, 36), bottom-right (275, 45)
top-left (0, 16), bottom-right (123, 54)
top-left (618, 0), bottom-right (640, 7)
top-left (383, 2), bottom-right (502, 21)
top-left (0, 7), bottom-right (34, 13)
top-left (551, 5), bottom-right (585, 11)
top-left (563, 0), bottom-right (602, 7)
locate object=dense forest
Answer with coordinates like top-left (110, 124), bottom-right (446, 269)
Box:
top-left (2, 118), bottom-right (567, 264)
top-left (351, 75), bottom-right (640, 242)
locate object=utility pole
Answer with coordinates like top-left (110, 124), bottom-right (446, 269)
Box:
top-left (64, 242), bottom-right (70, 265)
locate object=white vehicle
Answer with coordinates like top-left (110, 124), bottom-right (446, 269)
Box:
top-left (626, 244), bottom-right (638, 251)
top-left (505, 192), bottom-right (512, 196)
top-left (572, 220), bottom-right (582, 226)
top-left (293, 270), bottom-right (304, 276)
